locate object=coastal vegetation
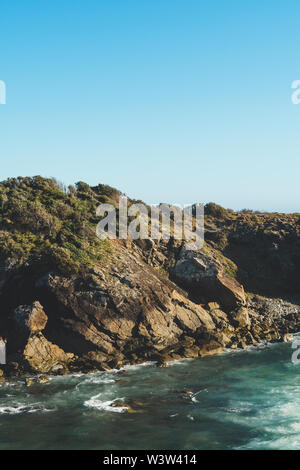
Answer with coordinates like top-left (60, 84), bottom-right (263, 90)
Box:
top-left (1, 176), bottom-right (300, 378)
top-left (0, 176), bottom-right (114, 274)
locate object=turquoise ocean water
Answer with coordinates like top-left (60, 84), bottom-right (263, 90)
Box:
top-left (1, 339), bottom-right (300, 450)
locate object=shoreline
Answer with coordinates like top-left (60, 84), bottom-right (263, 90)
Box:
top-left (1, 333), bottom-right (297, 386)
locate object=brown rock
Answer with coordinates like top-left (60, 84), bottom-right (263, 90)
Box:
top-left (183, 346), bottom-right (200, 358)
top-left (214, 331), bottom-right (232, 347)
top-left (216, 272), bottom-right (246, 308)
top-left (231, 307), bottom-right (251, 328)
top-left (38, 375), bottom-right (50, 384)
top-left (199, 341), bottom-right (224, 357)
top-left (23, 334), bottom-right (73, 373)
top-left (25, 378), bottom-right (34, 387)
top-left (13, 301), bottom-right (48, 333)
top-left (283, 333), bottom-right (291, 342)
top-left (173, 248), bottom-right (245, 309)
top-left (112, 399), bottom-right (143, 414)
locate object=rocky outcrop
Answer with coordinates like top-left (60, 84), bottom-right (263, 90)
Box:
top-left (12, 301), bottom-right (47, 333)
top-left (29, 252), bottom-right (221, 369)
top-left (230, 307), bottom-right (250, 328)
top-left (1, 238), bottom-right (300, 378)
top-left (23, 334), bottom-right (73, 373)
top-left (6, 302), bottom-right (73, 374)
top-left (173, 247), bottom-right (245, 308)
top-left (1, 177), bottom-right (300, 378)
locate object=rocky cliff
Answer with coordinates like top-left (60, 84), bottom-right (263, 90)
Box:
top-left (0, 176), bottom-right (300, 378)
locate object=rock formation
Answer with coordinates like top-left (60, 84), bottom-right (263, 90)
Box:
top-left (0, 177), bottom-right (300, 378)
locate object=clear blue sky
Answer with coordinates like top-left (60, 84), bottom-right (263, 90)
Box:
top-left (0, 0), bottom-right (299, 212)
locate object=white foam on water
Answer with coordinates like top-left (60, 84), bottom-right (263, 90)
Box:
top-left (191, 389), bottom-right (208, 403)
top-left (0, 406), bottom-right (26, 415)
top-left (237, 434), bottom-right (300, 450)
top-left (1, 380), bottom-right (24, 388)
top-left (220, 341), bottom-right (271, 357)
top-left (0, 403), bottom-right (54, 415)
top-left (80, 374), bottom-right (115, 385)
top-left (84, 394), bottom-right (128, 413)
top-left (166, 358), bottom-right (193, 367)
top-left (120, 361), bottom-right (156, 371)
top-left (90, 376), bottom-right (115, 384)
top-left (290, 332), bottom-right (300, 340)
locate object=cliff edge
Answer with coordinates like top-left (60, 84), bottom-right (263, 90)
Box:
top-left (0, 176), bottom-right (299, 377)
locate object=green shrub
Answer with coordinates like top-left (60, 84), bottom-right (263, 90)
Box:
top-left (0, 176), bottom-right (113, 275)
top-left (204, 202), bottom-right (229, 219)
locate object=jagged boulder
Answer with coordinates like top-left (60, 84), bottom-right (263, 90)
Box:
top-left (230, 307), bottom-right (251, 328)
top-left (23, 334), bottom-right (73, 373)
top-left (12, 301), bottom-right (48, 333)
top-left (173, 247), bottom-right (245, 309)
top-left (9, 301), bottom-right (73, 373)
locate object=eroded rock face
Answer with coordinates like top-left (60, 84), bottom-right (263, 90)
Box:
top-left (2, 177), bottom-right (300, 377)
top-left (230, 307), bottom-right (250, 328)
top-left (32, 255), bottom-right (220, 368)
top-left (12, 301), bottom-right (47, 333)
top-left (173, 247), bottom-right (245, 308)
top-left (1, 236), bottom-right (300, 376)
top-left (23, 334), bottom-right (73, 373)
top-left (7, 301), bottom-right (73, 374)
